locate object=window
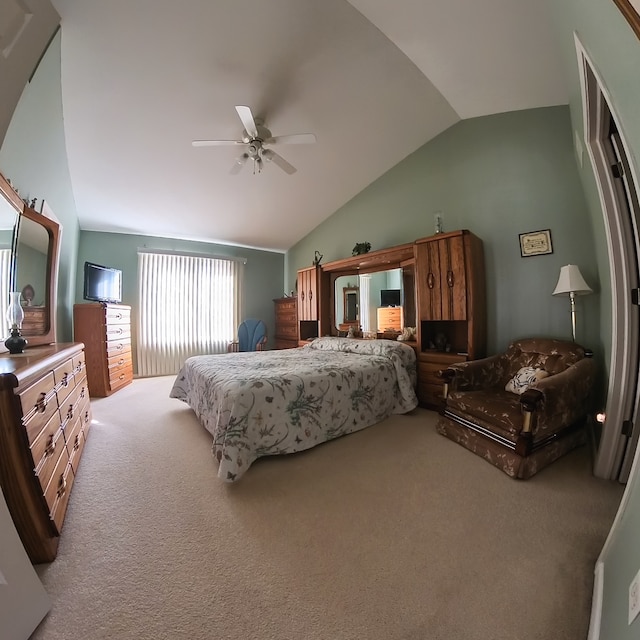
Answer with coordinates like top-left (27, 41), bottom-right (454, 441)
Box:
top-left (137, 251), bottom-right (243, 376)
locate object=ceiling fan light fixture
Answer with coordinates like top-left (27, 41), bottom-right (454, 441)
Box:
top-left (193, 105), bottom-right (315, 175)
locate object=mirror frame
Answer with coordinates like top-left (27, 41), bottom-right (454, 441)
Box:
top-left (320, 242), bottom-right (416, 337)
top-left (17, 202), bottom-right (60, 347)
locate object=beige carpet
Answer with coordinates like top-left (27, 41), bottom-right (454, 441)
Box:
top-left (30, 376), bottom-right (623, 640)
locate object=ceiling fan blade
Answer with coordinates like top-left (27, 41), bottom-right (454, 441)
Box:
top-left (262, 149), bottom-right (297, 175)
top-left (230, 154), bottom-right (248, 175)
top-left (235, 105), bottom-right (258, 138)
top-left (268, 133), bottom-right (317, 145)
top-left (192, 139), bottom-right (245, 147)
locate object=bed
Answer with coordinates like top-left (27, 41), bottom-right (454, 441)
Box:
top-left (169, 337), bottom-right (418, 481)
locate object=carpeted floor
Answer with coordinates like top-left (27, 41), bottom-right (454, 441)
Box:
top-left (30, 375), bottom-right (624, 640)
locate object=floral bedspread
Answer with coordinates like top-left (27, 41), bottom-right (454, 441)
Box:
top-left (169, 337), bottom-right (418, 482)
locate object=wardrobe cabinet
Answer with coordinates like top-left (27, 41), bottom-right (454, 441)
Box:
top-left (273, 297), bottom-right (298, 349)
top-left (297, 266), bottom-right (321, 342)
top-left (73, 303), bottom-right (133, 397)
top-left (414, 230), bottom-right (486, 407)
top-left (0, 343), bottom-right (92, 563)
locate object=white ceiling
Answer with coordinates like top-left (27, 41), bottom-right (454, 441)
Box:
top-left (50, 0), bottom-right (567, 253)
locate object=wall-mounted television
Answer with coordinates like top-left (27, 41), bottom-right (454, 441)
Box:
top-left (83, 261), bottom-right (122, 303)
top-left (380, 289), bottom-right (401, 307)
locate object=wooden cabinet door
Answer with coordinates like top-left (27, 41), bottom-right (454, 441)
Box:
top-left (416, 239), bottom-right (443, 320)
top-left (297, 267), bottom-right (318, 321)
top-left (438, 234), bottom-right (467, 321)
top-left (416, 234), bottom-right (467, 321)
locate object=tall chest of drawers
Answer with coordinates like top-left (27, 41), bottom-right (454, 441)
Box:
top-left (273, 297), bottom-right (298, 349)
top-left (73, 303), bottom-right (133, 397)
top-left (0, 343), bottom-right (92, 563)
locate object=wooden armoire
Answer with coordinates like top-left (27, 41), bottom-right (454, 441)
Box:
top-left (414, 230), bottom-right (486, 408)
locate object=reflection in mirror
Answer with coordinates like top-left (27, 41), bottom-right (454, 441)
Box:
top-left (0, 176), bottom-right (21, 336)
top-left (0, 199), bottom-right (17, 322)
top-left (334, 268), bottom-right (405, 334)
top-left (334, 276), bottom-right (359, 331)
top-left (16, 217), bottom-right (48, 306)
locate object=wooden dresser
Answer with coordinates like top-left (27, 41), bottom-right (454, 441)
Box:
top-left (73, 303), bottom-right (133, 397)
top-left (0, 343), bottom-right (92, 563)
top-left (273, 297), bottom-right (298, 349)
top-left (377, 306), bottom-right (403, 332)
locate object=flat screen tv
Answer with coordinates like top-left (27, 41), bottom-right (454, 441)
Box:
top-left (83, 261), bottom-right (122, 303)
top-left (380, 289), bottom-right (401, 307)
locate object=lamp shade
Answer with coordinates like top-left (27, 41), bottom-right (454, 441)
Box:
top-left (552, 265), bottom-right (593, 296)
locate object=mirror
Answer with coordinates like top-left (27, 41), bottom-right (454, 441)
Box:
top-left (335, 268), bottom-right (406, 334)
top-left (335, 279), bottom-right (359, 331)
top-left (14, 201), bottom-right (60, 346)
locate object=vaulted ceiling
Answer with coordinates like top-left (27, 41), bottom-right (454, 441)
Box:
top-left (50, 0), bottom-right (566, 252)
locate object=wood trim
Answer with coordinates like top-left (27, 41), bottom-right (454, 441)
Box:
top-left (612, 0), bottom-right (640, 39)
top-left (321, 242), bottom-right (414, 273)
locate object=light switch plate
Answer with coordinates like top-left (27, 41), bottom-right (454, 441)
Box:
top-left (630, 567), bottom-right (640, 625)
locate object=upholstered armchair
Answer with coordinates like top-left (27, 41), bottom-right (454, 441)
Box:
top-left (228, 319), bottom-right (268, 352)
top-left (437, 338), bottom-right (596, 479)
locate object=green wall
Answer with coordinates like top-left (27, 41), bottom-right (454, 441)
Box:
top-left (77, 231), bottom-right (284, 363)
top-left (0, 30), bottom-right (79, 341)
top-left (287, 106), bottom-right (597, 356)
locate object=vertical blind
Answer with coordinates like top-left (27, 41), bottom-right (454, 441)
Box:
top-left (137, 251), bottom-right (243, 377)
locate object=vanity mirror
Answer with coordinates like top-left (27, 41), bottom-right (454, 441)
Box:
top-left (0, 172), bottom-right (60, 348)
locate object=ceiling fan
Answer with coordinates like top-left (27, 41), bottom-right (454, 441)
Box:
top-left (192, 105), bottom-right (316, 175)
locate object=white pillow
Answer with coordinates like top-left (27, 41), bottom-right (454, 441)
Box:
top-left (505, 366), bottom-right (549, 395)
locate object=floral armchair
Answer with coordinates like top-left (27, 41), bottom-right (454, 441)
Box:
top-left (436, 338), bottom-right (596, 479)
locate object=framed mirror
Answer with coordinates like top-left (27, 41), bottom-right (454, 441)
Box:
top-left (14, 201), bottom-right (60, 346)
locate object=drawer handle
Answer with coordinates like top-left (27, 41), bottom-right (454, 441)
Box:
top-left (36, 392), bottom-right (47, 413)
top-left (74, 435), bottom-right (80, 451)
top-left (45, 434), bottom-right (56, 456)
top-left (118, 358), bottom-right (125, 366)
top-left (57, 474), bottom-right (67, 498)
top-left (119, 374), bottom-right (125, 381)
top-left (67, 405), bottom-right (74, 420)
top-left (61, 373), bottom-right (69, 387)
top-left (300, 291), bottom-right (305, 302)
top-left (427, 272), bottom-right (435, 289)
top-left (84, 411), bottom-right (90, 425)
top-left (80, 387), bottom-right (86, 399)
top-left (115, 313), bottom-right (122, 319)
top-left (309, 290), bottom-right (313, 302)
top-left (447, 270), bottom-right (454, 288)
top-left (115, 327), bottom-right (123, 335)
top-left (116, 343), bottom-right (123, 351)
top-left (75, 363), bottom-right (83, 373)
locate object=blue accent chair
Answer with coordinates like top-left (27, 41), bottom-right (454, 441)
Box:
top-left (228, 318), bottom-right (268, 352)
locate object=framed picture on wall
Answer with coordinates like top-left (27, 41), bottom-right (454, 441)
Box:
top-left (519, 229), bottom-right (553, 257)
top-left (612, 0), bottom-right (640, 39)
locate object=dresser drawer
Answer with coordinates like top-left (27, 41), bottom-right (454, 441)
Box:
top-left (43, 445), bottom-right (71, 521)
top-left (65, 412), bottom-right (87, 474)
top-left (47, 458), bottom-right (75, 534)
top-left (109, 363), bottom-right (133, 392)
top-left (275, 324), bottom-right (297, 339)
top-left (58, 381), bottom-right (89, 431)
top-left (52, 357), bottom-right (77, 390)
top-left (105, 324), bottom-right (131, 340)
top-left (105, 306), bottom-right (131, 325)
top-left (106, 338), bottom-right (131, 358)
top-left (31, 411), bottom-right (65, 485)
top-left (19, 372), bottom-right (58, 444)
top-left (417, 361), bottom-right (452, 385)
